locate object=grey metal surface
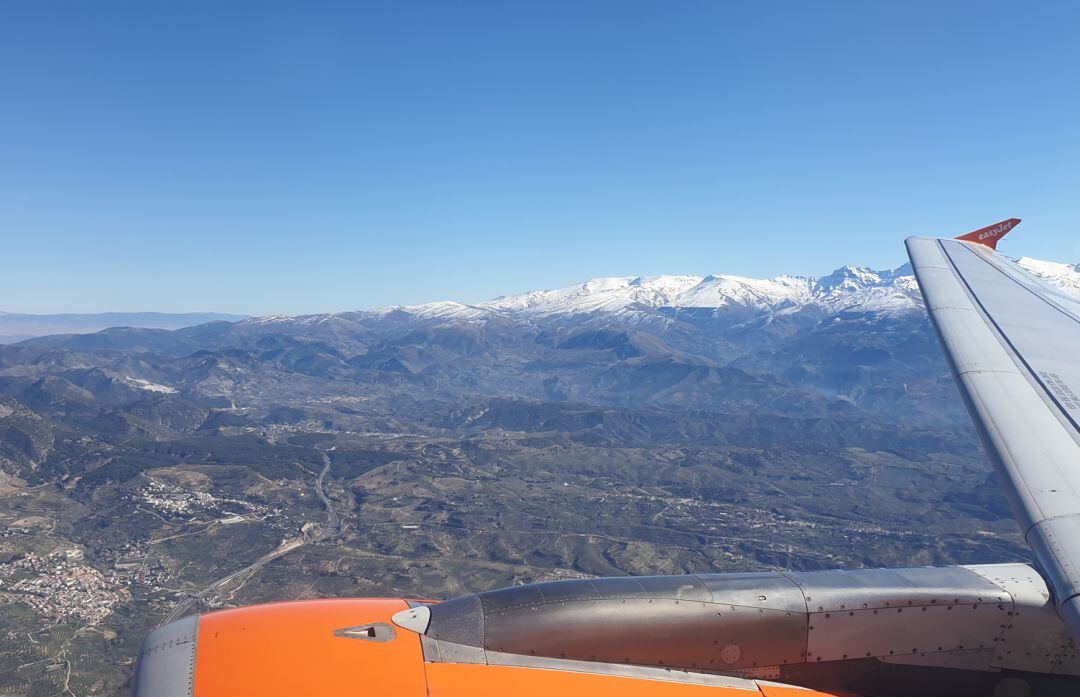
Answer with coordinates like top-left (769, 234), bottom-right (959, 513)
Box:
top-left (879, 648), bottom-right (998, 672)
top-left (907, 236), bottom-right (1080, 643)
top-left (785, 565), bottom-right (1008, 612)
top-left (792, 566), bottom-right (1011, 665)
top-left (480, 575), bottom-right (713, 610)
top-left (424, 591), bottom-right (483, 646)
top-left (483, 596), bottom-right (806, 670)
top-left (482, 651), bottom-right (763, 690)
top-left (132, 614), bottom-right (198, 697)
top-left (777, 656), bottom-right (1080, 697)
top-left (425, 573), bottom-right (808, 671)
top-left (696, 572), bottom-right (807, 611)
top-left (964, 564), bottom-right (1080, 675)
top-left (429, 638), bottom-right (488, 664)
top-left (392, 605), bottom-right (431, 634)
top-left (806, 600), bottom-right (1007, 663)
top-left (418, 565), bottom-right (1080, 694)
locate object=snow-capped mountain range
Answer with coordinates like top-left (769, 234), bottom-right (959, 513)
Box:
top-left (365, 257), bottom-right (1080, 323)
top-left (8, 258), bottom-right (1076, 344)
top-left (9, 254), bottom-right (1078, 432)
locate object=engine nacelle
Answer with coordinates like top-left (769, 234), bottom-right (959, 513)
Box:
top-left (133, 564), bottom-right (1080, 697)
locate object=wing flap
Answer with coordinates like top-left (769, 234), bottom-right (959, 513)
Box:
top-left (907, 233), bottom-right (1080, 643)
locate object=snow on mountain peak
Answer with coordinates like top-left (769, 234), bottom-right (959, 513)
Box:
top-left (1017, 257), bottom-right (1080, 298)
top-left (479, 275), bottom-right (703, 315)
top-left (816, 266), bottom-right (883, 291)
top-left (466, 261), bottom-right (930, 320)
top-left (352, 256), bottom-right (1079, 324)
top-left (366, 264), bottom-right (922, 321)
top-left (375, 301), bottom-right (490, 321)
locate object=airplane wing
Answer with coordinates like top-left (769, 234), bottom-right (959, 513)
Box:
top-left (906, 219), bottom-right (1080, 643)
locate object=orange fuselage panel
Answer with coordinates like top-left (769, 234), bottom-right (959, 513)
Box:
top-left (195, 598), bottom-right (427, 696)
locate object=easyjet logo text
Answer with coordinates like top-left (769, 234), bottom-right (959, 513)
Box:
top-left (978, 221), bottom-right (1016, 240)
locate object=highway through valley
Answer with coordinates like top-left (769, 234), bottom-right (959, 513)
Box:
top-left (159, 452), bottom-right (339, 626)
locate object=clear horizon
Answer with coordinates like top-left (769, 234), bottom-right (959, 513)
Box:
top-left (3, 1), bottom-right (1078, 315)
top-left (4, 250), bottom-right (1077, 318)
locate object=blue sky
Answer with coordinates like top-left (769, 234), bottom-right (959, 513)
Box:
top-left (2, 1), bottom-right (1078, 315)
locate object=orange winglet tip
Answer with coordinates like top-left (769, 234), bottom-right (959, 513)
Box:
top-left (956, 218), bottom-right (1021, 250)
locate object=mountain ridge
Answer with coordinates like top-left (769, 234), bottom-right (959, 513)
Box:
top-left (9, 255), bottom-right (1076, 436)
top-left (0, 311), bottom-right (247, 345)
top-left (253, 256), bottom-right (1079, 325)
top-left (9, 258), bottom-right (1076, 343)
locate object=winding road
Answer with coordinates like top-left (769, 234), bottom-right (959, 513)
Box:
top-left (159, 452), bottom-right (339, 626)
top-left (312, 452), bottom-right (340, 538)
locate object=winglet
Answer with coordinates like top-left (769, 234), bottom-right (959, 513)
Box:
top-left (956, 218), bottom-right (1021, 250)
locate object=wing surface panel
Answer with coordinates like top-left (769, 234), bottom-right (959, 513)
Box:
top-left (907, 234), bottom-right (1080, 643)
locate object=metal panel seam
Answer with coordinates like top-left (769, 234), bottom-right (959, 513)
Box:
top-left (776, 571), bottom-right (812, 665)
top-left (189, 615), bottom-right (198, 697)
top-left (941, 241), bottom-right (1080, 441)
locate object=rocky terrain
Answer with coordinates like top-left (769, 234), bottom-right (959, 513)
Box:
top-left (0, 256), bottom-right (1077, 695)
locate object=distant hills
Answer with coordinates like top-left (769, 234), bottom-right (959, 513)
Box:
top-left (6, 257), bottom-right (1077, 432)
top-left (7, 257), bottom-right (1076, 347)
top-left (0, 312), bottom-right (247, 345)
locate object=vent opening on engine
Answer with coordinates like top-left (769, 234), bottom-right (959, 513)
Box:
top-left (333, 623), bottom-right (397, 642)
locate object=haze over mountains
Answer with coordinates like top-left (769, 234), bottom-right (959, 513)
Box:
top-left (1, 253), bottom-right (1078, 695)
top-left (6, 255), bottom-right (1076, 344)
top-left (0, 311), bottom-right (247, 345)
top-left (5, 255), bottom-right (1078, 432)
